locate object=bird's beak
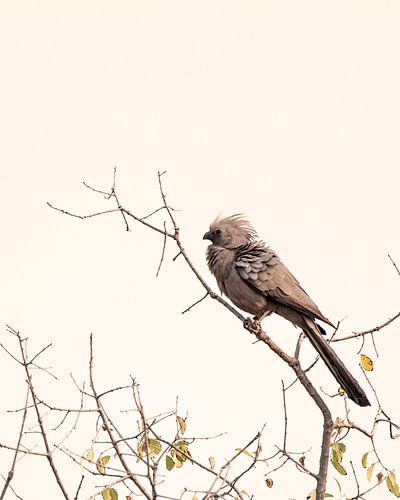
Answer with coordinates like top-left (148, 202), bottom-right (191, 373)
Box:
top-left (203, 231), bottom-right (213, 242)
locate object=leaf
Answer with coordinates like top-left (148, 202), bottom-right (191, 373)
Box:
top-left (360, 354), bottom-right (374, 371)
top-left (331, 448), bottom-right (342, 464)
top-left (235, 448), bottom-right (253, 458)
top-left (96, 455), bottom-right (110, 475)
top-left (265, 478), bottom-right (273, 488)
top-left (307, 490), bottom-right (316, 500)
top-left (191, 497), bottom-right (199, 500)
top-left (148, 438), bottom-right (162, 457)
top-left (386, 471), bottom-right (400, 497)
top-left (325, 495), bottom-right (334, 498)
top-left (377, 471), bottom-right (384, 483)
top-left (361, 451), bottom-right (369, 468)
top-left (177, 416), bottom-right (186, 435)
top-left (240, 491), bottom-right (249, 497)
top-left (209, 457), bottom-right (216, 469)
top-left (299, 456), bottom-right (305, 467)
top-left (102, 489), bottom-right (118, 500)
top-left (87, 447), bottom-right (94, 463)
top-left (336, 443), bottom-right (346, 453)
top-left (367, 462), bottom-right (375, 482)
top-left (166, 455), bottom-right (174, 471)
top-left (331, 458), bottom-right (347, 475)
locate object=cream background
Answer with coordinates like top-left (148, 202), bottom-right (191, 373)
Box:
top-left (1, 1), bottom-right (399, 498)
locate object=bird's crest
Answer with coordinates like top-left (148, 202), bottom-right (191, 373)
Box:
top-left (210, 214), bottom-right (257, 241)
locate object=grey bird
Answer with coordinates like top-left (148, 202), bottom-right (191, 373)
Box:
top-left (203, 214), bottom-right (370, 407)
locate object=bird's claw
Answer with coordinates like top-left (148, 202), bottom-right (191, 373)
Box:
top-left (244, 317), bottom-right (261, 333)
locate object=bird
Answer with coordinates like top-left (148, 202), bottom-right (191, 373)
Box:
top-left (203, 214), bottom-right (370, 407)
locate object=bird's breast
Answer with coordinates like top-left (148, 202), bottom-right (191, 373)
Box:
top-left (224, 270), bottom-right (269, 316)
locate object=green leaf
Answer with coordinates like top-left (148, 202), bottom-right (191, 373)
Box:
top-left (336, 443), bottom-right (346, 453)
top-left (325, 495), bottom-right (334, 498)
top-left (166, 455), bottom-right (174, 471)
top-left (361, 451), bottom-right (369, 468)
top-left (148, 438), bottom-right (162, 456)
top-left (331, 458), bottom-right (347, 475)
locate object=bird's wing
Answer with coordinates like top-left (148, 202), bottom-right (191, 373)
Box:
top-left (235, 242), bottom-right (334, 326)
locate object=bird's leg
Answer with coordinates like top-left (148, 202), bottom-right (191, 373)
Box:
top-left (244, 310), bottom-right (271, 333)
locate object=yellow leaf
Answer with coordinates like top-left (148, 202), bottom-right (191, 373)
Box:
top-left (235, 448), bottom-right (253, 458)
top-left (360, 354), bottom-right (374, 371)
top-left (361, 451), bottom-right (369, 468)
top-left (265, 478), bottom-right (273, 488)
top-left (87, 447), bottom-right (94, 463)
top-left (175, 458), bottom-right (183, 468)
top-left (367, 463), bottom-right (375, 482)
top-left (209, 457), bottom-right (215, 469)
top-left (96, 455), bottom-right (110, 475)
top-left (336, 443), bottom-right (346, 453)
top-left (101, 489), bottom-right (117, 500)
top-left (177, 416), bottom-right (186, 435)
top-left (387, 471), bottom-right (400, 497)
top-left (102, 489), bottom-right (112, 500)
top-left (338, 387), bottom-right (345, 396)
top-left (307, 490), bottom-right (316, 500)
top-left (191, 497), bottom-right (199, 500)
top-left (241, 491), bottom-right (249, 497)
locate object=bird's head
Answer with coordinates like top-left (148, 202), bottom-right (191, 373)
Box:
top-left (203, 214), bottom-right (257, 249)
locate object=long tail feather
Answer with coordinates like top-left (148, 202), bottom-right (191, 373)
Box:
top-left (302, 317), bottom-right (370, 407)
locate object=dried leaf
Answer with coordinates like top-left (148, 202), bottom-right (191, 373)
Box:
top-left (166, 455), bottom-right (174, 471)
top-left (360, 354), bottom-right (374, 371)
top-left (209, 457), bottom-right (216, 469)
top-left (265, 478), bottom-right (273, 488)
top-left (377, 471), bottom-right (384, 483)
top-left (331, 458), bottom-right (347, 476)
top-left (191, 496), bottom-right (199, 500)
top-left (367, 462), bottom-right (375, 482)
top-left (299, 456), bottom-right (305, 467)
top-left (240, 491), bottom-right (249, 497)
top-left (177, 416), bottom-right (186, 435)
top-left (361, 451), bottom-right (369, 468)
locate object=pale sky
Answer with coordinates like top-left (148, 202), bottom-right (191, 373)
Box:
top-left (1, 2), bottom-right (399, 499)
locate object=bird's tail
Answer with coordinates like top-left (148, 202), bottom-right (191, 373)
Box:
top-left (302, 317), bottom-right (370, 407)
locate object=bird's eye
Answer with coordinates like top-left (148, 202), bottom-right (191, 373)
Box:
top-left (215, 229), bottom-right (222, 236)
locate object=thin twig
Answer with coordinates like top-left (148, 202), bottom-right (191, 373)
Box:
top-left (0, 385), bottom-right (30, 500)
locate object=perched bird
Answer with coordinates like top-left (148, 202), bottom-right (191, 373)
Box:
top-left (203, 214), bottom-right (370, 407)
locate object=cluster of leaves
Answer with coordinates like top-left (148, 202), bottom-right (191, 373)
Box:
top-left (362, 452), bottom-right (400, 497)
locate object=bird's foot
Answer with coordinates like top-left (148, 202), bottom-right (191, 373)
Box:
top-left (244, 317), bottom-right (262, 334)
